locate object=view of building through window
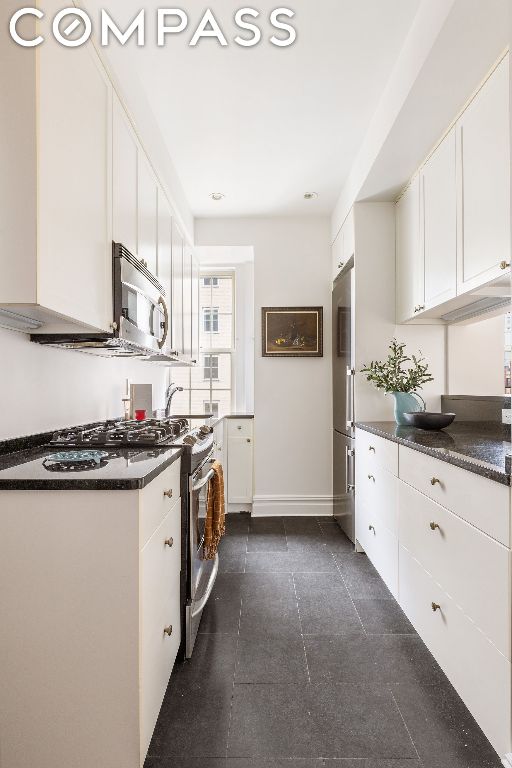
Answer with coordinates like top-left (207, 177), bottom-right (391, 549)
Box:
top-left (170, 273), bottom-right (234, 417)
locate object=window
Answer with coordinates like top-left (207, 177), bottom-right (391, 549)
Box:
top-left (203, 307), bottom-right (219, 333)
top-left (172, 272), bottom-right (235, 418)
top-left (204, 400), bottom-right (220, 417)
top-left (203, 354), bottom-right (219, 381)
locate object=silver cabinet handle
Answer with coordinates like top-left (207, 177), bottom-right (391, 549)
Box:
top-left (431, 602), bottom-right (441, 613)
top-left (430, 477), bottom-right (441, 486)
top-left (369, 524), bottom-right (375, 533)
top-left (163, 625), bottom-right (173, 636)
top-left (368, 446), bottom-right (375, 453)
top-left (500, 260), bottom-right (510, 270)
top-left (163, 489), bottom-right (173, 498)
top-left (345, 446), bottom-right (355, 494)
top-left (165, 537), bottom-right (174, 547)
top-left (429, 522), bottom-right (440, 531)
top-left (368, 474), bottom-right (375, 482)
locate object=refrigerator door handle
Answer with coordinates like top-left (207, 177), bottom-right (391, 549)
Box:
top-left (346, 366), bottom-right (355, 431)
top-left (345, 446), bottom-right (355, 494)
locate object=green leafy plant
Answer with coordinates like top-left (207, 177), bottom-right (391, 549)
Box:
top-left (361, 339), bottom-right (434, 393)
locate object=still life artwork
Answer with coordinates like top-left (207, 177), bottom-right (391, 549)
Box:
top-left (261, 307), bottom-right (323, 357)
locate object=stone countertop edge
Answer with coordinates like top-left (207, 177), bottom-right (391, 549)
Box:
top-left (0, 447), bottom-right (184, 492)
top-left (355, 422), bottom-right (510, 487)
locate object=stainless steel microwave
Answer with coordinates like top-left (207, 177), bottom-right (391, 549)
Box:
top-left (31, 243), bottom-right (179, 360)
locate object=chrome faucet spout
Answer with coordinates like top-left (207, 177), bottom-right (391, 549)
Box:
top-left (165, 383), bottom-right (184, 417)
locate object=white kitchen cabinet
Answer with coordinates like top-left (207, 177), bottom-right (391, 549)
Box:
top-left (331, 209), bottom-right (355, 282)
top-left (191, 254), bottom-right (200, 364)
top-left (138, 154), bottom-right (158, 277)
top-left (171, 221), bottom-right (184, 356)
top-left (182, 248), bottom-right (193, 361)
top-left (332, 229), bottom-right (343, 281)
top-left (1, 25), bottom-right (113, 333)
top-left (113, 95), bottom-right (138, 256)
top-left (157, 186), bottom-right (173, 346)
top-left (227, 419), bottom-right (254, 505)
top-left (396, 175), bottom-right (423, 322)
top-left (457, 55), bottom-right (510, 293)
top-left (422, 128), bottom-right (457, 307)
top-left (0, 459), bottom-right (182, 768)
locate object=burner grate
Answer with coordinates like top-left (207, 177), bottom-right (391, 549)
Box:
top-left (50, 418), bottom-right (189, 448)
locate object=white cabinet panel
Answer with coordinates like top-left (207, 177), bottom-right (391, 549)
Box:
top-left (191, 255), bottom-right (200, 365)
top-left (457, 56), bottom-right (510, 292)
top-left (157, 187), bottom-right (173, 353)
top-left (399, 480), bottom-right (511, 658)
top-left (422, 129), bottom-right (457, 307)
top-left (171, 222), bottom-right (184, 356)
top-left (37, 40), bottom-right (112, 331)
top-left (113, 96), bottom-right (138, 256)
top-left (399, 546), bottom-right (511, 758)
top-left (182, 248), bottom-right (193, 360)
top-left (396, 176), bottom-right (423, 322)
top-left (138, 155), bottom-right (158, 277)
top-left (228, 436), bottom-right (253, 504)
top-left (343, 208), bottom-right (355, 263)
top-left (139, 460), bottom-right (181, 549)
top-left (356, 462), bottom-right (398, 535)
top-left (355, 428), bottom-right (398, 475)
top-left (332, 228), bottom-right (343, 282)
top-left (356, 502), bottom-right (398, 598)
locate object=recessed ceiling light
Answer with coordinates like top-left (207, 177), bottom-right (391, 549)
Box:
top-left (210, 192), bottom-right (225, 201)
top-left (304, 192), bottom-right (318, 200)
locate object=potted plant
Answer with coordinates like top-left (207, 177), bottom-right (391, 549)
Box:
top-left (361, 339), bottom-right (434, 425)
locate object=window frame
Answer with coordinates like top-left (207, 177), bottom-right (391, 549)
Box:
top-left (203, 353), bottom-right (220, 382)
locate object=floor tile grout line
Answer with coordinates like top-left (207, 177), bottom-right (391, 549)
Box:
top-left (292, 571), bottom-right (312, 684)
top-left (331, 551), bottom-right (367, 637)
top-left (224, 564), bottom-right (244, 760)
top-left (389, 685), bottom-right (422, 762)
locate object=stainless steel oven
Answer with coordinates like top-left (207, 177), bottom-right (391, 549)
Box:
top-left (185, 450), bottom-right (219, 658)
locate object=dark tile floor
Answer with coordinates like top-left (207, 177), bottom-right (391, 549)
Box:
top-left (145, 515), bottom-right (502, 768)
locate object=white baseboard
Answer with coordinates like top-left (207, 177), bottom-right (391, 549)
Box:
top-left (502, 753), bottom-right (512, 767)
top-left (252, 494), bottom-right (334, 517)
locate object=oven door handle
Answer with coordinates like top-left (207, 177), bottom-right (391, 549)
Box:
top-left (190, 553), bottom-right (219, 619)
top-left (191, 468), bottom-right (215, 493)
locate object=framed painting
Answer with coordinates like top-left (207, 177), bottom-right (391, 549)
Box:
top-left (261, 307), bottom-right (323, 357)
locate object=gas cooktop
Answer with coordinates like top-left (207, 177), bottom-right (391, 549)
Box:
top-left (50, 418), bottom-right (190, 448)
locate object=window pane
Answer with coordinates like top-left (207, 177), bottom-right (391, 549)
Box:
top-left (211, 353), bottom-right (231, 391)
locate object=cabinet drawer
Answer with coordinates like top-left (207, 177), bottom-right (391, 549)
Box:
top-left (140, 513), bottom-right (181, 761)
top-left (356, 428), bottom-right (398, 476)
top-left (139, 459), bottom-right (181, 548)
top-left (356, 460), bottom-right (397, 534)
top-left (398, 446), bottom-right (509, 546)
top-left (398, 481), bottom-right (510, 658)
top-left (399, 546), bottom-right (511, 757)
top-left (356, 503), bottom-right (398, 598)
top-left (227, 418), bottom-right (253, 438)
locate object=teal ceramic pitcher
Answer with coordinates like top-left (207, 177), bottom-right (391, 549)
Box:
top-left (391, 391), bottom-right (425, 425)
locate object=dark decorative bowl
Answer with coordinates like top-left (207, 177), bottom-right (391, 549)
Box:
top-left (402, 412), bottom-right (456, 431)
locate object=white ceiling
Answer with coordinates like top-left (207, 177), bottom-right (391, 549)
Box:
top-left (87, 0), bottom-right (421, 217)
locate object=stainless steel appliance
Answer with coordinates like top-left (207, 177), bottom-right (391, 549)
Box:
top-left (332, 258), bottom-right (356, 542)
top-left (49, 417), bottom-right (219, 659)
top-left (30, 243), bottom-right (179, 361)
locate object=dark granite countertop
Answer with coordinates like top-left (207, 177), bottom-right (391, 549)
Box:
top-left (356, 421), bottom-right (511, 486)
top-left (0, 444), bottom-right (183, 491)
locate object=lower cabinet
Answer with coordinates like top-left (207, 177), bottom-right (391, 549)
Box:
top-left (227, 418), bottom-right (254, 505)
top-left (0, 460), bottom-right (182, 768)
top-left (355, 428), bottom-right (512, 758)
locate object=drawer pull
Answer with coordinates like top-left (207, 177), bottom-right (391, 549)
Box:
top-left (246, 438), bottom-right (251, 443)
top-left (163, 489), bottom-right (173, 499)
top-left (237, 426), bottom-right (242, 430)
top-left (368, 446), bottom-right (376, 453)
top-left (368, 474), bottom-right (375, 482)
top-left (164, 537), bottom-right (174, 548)
top-left (368, 524), bottom-right (375, 533)
top-left (500, 260), bottom-right (510, 270)
top-left (163, 625), bottom-right (173, 636)
top-left (430, 477), bottom-right (441, 486)
top-left (429, 522), bottom-right (440, 531)
top-left (431, 602), bottom-right (441, 612)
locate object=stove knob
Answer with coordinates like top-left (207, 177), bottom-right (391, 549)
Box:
top-left (199, 425), bottom-right (213, 435)
top-left (183, 435), bottom-right (197, 446)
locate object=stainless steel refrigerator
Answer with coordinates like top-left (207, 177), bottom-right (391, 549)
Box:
top-left (332, 260), bottom-right (356, 542)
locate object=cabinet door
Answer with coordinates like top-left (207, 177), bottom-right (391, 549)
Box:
top-left (37, 40), bottom-right (112, 332)
top-left (140, 509), bottom-right (181, 761)
top-left (396, 175), bottom-right (423, 322)
top-left (227, 436), bottom-right (253, 504)
top-left (191, 255), bottom-right (200, 364)
top-left (113, 96), bottom-right (138, 256)
top-left (157, 187), bottom-right (172, 350)
top-left (138, 154), bottom-right (158, 276)
top-left (457, 56), bottom-right (510, 293)
top-left (171, 221), bottom-right (184, 356)
top-left (332, 229), bottom-right (344, 281)
top-left (182, 248), bottom-right (193, 360)
top-left (422, 129), bottom-right (457, 308)
top-left (343, 208), bottom-right (355, 263)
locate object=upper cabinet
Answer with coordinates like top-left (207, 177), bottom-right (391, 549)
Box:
top-left (138, 156), bottom-right (158, 277)
top-left (422, 128), bottom-right (457, 308)
top-left (191, 256), bottom-right (200, 365)
top-left (1, 33), bottom-right (113, 333)
top-left (396, 176), bottom-right (422, 323)
top-left (457, 56), bottom-right (510, 293)
top-left (171, 223), bottom-right (184, 357)
top-left (113, 96), bottom-right (138, 256)
top-left (396, 54), bottom-right (510, 323)
top-left (332, 209), bottom-right (355, 282)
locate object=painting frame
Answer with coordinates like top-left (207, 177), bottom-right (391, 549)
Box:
top-left (261, 306), bottom-right (323, 358)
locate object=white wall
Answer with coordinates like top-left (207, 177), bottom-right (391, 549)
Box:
top-left (447, 314), bottom-right (506, 395)
top-left (0, 327), bottom-right (168, 441)
top-left (195, 216), bottom-right (332, 516)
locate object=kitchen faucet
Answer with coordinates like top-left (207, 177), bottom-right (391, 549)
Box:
top-left (165, 382), bottom-right (183, 417)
